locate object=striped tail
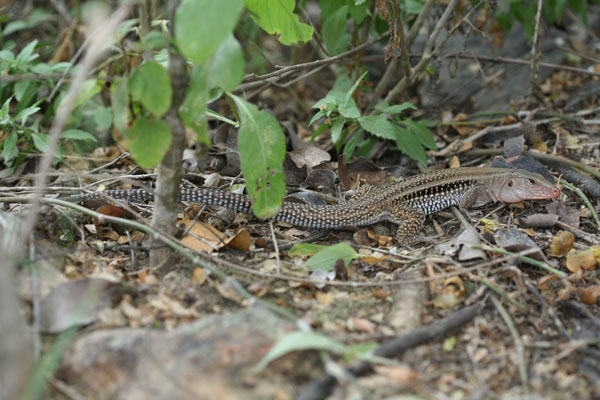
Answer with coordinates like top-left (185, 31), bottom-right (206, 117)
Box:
top-left (83, 187), bottom-right (254, 214)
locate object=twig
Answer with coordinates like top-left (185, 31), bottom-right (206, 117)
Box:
top-left (297, 301), bottom-right (484, 400)
top-left (442, 53), bottom-right (600, 78)
top-left (528, 0), bottom-right (544, 103)
top-left (560, 180), bottom-right (600, 231)
top-left (476, 245), bottom-right (566, 278)
top-left (385, 0), bottom-right (459, 102)
top-left (490, 295), bottom-right (529, 389)
top-left (523, 278), bottom-right (570, 339)
top-left (269, 220), bottom-right (282, 274)
top-left (241, 31), bottom-right (390, 84)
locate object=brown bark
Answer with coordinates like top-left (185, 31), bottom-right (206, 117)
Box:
top-left (150, 0), bottom-right (189, 266)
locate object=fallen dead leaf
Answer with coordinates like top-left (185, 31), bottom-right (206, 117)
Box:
top-left (566, 247), bottom-right (600, 272)
top-left (577, 286), bottom-right (600, 305)
top-left (315, 291), bottom-right (334, 305)
top-left (373, 365), bottom-right (420, 383)
top-left (347, 317), bottom-right (376, 334)
top-left (225, 228), bottom-right (251, 251)
top-left (192, 267), bottom-right (207, 285)
top-left (550, 231), bottom-right (575, 257)
top-left (179, 217), bottom-right (226, 253)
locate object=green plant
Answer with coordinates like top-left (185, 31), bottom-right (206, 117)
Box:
top-left (310, 72), bottom-right (436, 164)
top-left (0, 40), bottom-right (98, 171)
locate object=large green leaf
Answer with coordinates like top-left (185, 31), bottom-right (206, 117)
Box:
top-left (231, 94), bottom-right (286, 219)
top-left (358, 115), bottom-right (397, 140)
top-left (175, 0), bottom-right (244, 64)
top-left (124, 117), bottom-right (172, 168)
top-left (180, 65), bottom-right (209, 144)
top-left (207, 34), bottom-right (245, 92)
top-left (393, 125), bottom-right (427, 165)
top-left (322, 5), bottom-right (349, 55)
top-left (306, 243), bottom-right (359, 271)
top-left (1, 131), bottom-right (18, 164)
top-left (128, 61), bottom-right (172, 117)
top-left (246, 0), bottom-right (313, 45)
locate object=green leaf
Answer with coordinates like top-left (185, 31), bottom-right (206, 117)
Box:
top-left (2, 131), bottom-right (18, 164)
top-left (306, 243), bottom-right (359, 271)
top-left (344, 71), bottom-right (368, 104)
top-left (141, 31), bottom-right (170, 51)
top-left (312, 90), bottom-right (346, 109)
top-left (443, 336), bottom-right (456, 351)
top-left (246, 0), bottom-right (313, 45)
top-left (180, 65), bottom-right (209, 144)
top-left (61, 129), bottom-right (97, 142)
top-left (405, 0), bottom-right (424, 14)
top-left (288, 243), bottom-right (325, 257)
top-left (231, 94), bottom-right (286, 219)
top-left (16, 40), bottom-right (38, 65)
top-left (15, 105), bottom-right (40, 125)
top-left (0, 49), bottom-right (15, 63)
top-left (32, 132), bottom-right (49, 153)
top-left (330, 117), bottom-right (344, 143)
top-left (124, 117), bottom-right (172, 168)
top-left (402, 119), bottom-right (436, 150)
top-left (129, 61), bottom-right (172, 117)
top-left (254, 331), bottom-right (348, 372)
top-left (71, 79), bottom-right (102, 109)
top-left (322, 5), bottom-right (349, 55)
top-left (342, 128), bottom-right (363, 158)
top-left (110, 77), bottom-right (130, 134)
top-left (175, 0), bottom-right (245, 64)
top-left (14, 80), bottom-right (30, 102)
top-left (207, 34), bottom-right (245, 91)
top-left (358, 115), bottom-right (397, 140)
top-left (338, 98), bottom-right (360, 119)
top-left (94, 106), bottom-right (113, 130)
top-left (308, 109), bottom-right (328, 126)
top-left (393, 125), bottom-right (427, 165)
top-left (379, 102), bottom-right (417, 115)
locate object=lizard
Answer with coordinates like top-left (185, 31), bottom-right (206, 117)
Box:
top-left (76, 167), bottom-right (561, 245)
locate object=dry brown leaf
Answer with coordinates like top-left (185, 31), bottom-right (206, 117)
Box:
top-left (566, 247), bottom-right (600, 272)
top-left (225, 228), bottom-right (251, 251)
top-left (192, 267), bottom-right (207, 285)
top-left (179, 218), bottom-right (226, 253)
top-left (449, 156), bottom-right (460, 168)
top-left (372, 289), bottom-right (390, 300)
top-left (348, 317), bottom-right (376, 334)
top-left (549, 231), bottom-right (575, 257)
top-left (451, 113), bottom-right (472, 136)
top-left (365, 230), bottom-right (394, 247)
top-left (315, 291), bottom-right (334, 305)
top-left (373, 365), bottom-right (420, 383)
top-left (577, 286), bottom-right (600, 304)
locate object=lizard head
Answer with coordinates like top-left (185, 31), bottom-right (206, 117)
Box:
top-left (496, 170), bottom-right (561, 203)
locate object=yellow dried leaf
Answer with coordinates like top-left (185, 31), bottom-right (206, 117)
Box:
top-left (566, 248), bottom-right (598, 272)
top-left (192, 267), bottom-right (206, 285)
top-left (315, 291), bottom-right (334, 305)
top-left (550, 231), bottom-right (575, 257)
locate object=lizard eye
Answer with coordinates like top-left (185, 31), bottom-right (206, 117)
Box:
top-left (528, 178), bottom-right (536, 185)
top-left (507, 180), bottom-right (513, 188)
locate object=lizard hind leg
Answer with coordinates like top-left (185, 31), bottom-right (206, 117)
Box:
top-left (385, 204), bottom-right (426, 247)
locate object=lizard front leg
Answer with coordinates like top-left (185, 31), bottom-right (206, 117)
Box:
top-left (384, 204), bottom-right (426, 246)
top-left (458, 184), bottom-right (490, 217)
